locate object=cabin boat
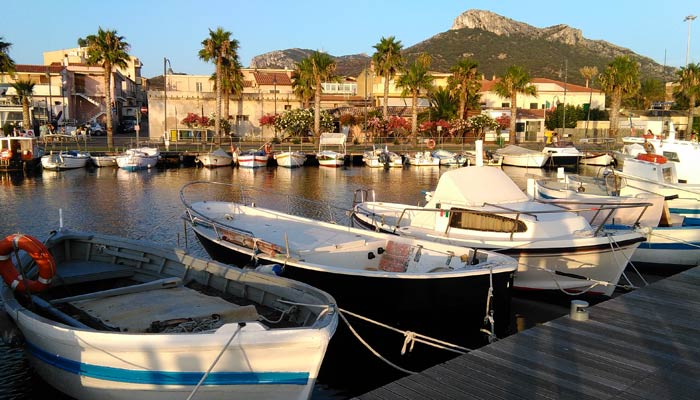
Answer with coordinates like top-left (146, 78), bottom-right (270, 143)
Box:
top-left (0, 135), bottom-right (43, 171)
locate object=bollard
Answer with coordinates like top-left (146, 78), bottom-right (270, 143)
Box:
top-left (570, 300), bottom-right (589, 321)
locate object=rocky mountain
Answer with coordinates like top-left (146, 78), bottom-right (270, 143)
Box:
top-left (249, 9), bottom-right (675, 85)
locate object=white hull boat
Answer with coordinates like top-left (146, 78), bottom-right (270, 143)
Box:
top-left (238, 150), bottom-right (269, 168)
top-left (41, 150), bottom-right (91, 170)
top-left (363, 147), bottom-right (403, 168)
top-left (351, 167), bottom-right (645, 296)
top-left (317, 133), bottom-right (346, 168)
top-left (196, 147), bottom-right (233, 168)
top-left (405, 151), bottom-right (439, 166)
top-left (0, 229), bottom-right (337, 400)
top-left (90, 154), bottom-right (118, 167)
top-left (542, 146), bottom-right (582, 168)
top-left (274, 150), bottom-right (306, 168)
top-left (116, 147), bottom-right (160, 171)
top-left (496, 145), bottom-right (550, 168)
top-left (580, 151), bottom-right (614, 166)
top-left (431, 149), bottom-right (467, 167)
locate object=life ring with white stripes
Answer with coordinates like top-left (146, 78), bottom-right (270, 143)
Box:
top-left (426, 139), bottom-right (436, 150)
top-left (263, 143), bottom-right (272, 154)
top-left (0, 234), bottom-right (55, 293)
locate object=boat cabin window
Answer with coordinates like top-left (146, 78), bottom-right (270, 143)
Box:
top-left (661, 167), bottom-right (674, 184)
top-left (662, 151), bottom-right (679, 162)
top-left (449, 209), bottom-right (527, 233)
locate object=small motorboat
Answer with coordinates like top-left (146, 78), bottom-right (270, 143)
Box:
top-left (41, 150), bottom-right (91, 170)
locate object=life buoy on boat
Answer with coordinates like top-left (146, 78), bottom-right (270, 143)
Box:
top-left (426, 139), bottom-right (436, 150)
top-left (0, 234), bottom-right (55, 293)
top-left (263, 143), bottom-right (272, 155)
top-left (636, 153), bottom-right (667, 164)
top-left (0, 150), bottom-right (12, 160)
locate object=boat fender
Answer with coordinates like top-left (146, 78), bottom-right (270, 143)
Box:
top-left (264, 143), bottom-right (272, 154)
top-left (0, 234), bottom-right (56, 293)
top-left (377, 247), bottom-right (385, 254)
top-left (367, 252), bottom-right (375, 259)
top-left (255, 264), bottom-right (283, 276)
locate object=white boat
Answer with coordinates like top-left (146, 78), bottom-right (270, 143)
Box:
top-left (579, 151), bottom-right (614, 166)
top-left (430, 149), bottom-right (467, 167)
top-left (238, 149), bottom-right (270, 168)
top-left (362, 147), bottom-right (403, 168)
top-left (532, 175), bottom-right (700, 272)
top-left (116, 147), bottom-right (160, 171)
top-left (90, 154), bottom-right (118, 167)
top-left (274, 149), bottom-right (306, 168)
top-left (316, 133), bottom-right (346, 168)
top-left (541, 145), bottom-right (582, 168)
top-left (0, 135), bottom-right (44, 171)
top-left (180, 181), bottom-right (518, 362)
top-left (0, 228), bottom-right (337, 400)
top-left (621, 122), bottom-right (700, 183)
top-left (496, 145), bottom-right (550, 168)
top-left (351, 166), bottom-right (645, 296)
top-left (195, 147), bottom-right (233, 168)
top-left (405, 151), bottom-right (439, 167)
top-left (465, 149), bottom-right (503, 166)
top-left (41, 150), bottom-right (91, 170)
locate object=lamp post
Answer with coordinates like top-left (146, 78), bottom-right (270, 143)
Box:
top-left (163, 57), bottom-right (172, 144)
top-left (685, 15), bottom-right (696, 66)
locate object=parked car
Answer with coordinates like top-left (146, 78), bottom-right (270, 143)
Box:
top-left (119, 119), bottom-right (137, 134)
top-left (86, 121), bottom-right (104, 136)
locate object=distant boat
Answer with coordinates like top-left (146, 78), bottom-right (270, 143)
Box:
top-left (195, 147), bottom-right (232, 168)
top-left (0, 135), bottom-right (43, 171)
top-left (362, 146), bottom-right (403, 168)
top-left (274, 148), bottom-right (306, 168)
top-left (0, 228), bottom-right (338, 400)
top-left (431, 149), bottom-right (467, 167)
top-left (90, 153), bottom-right (118, 168)
top-left (496, 145), bottom-right (549, 168)
top-left (41, 150), bottom-right (91, 171)
top-left (405, 151), bottom-right (439, 167)
top-left (542, 145), bottom-right (582, 168)
top-left (116, 147), bottom-right (159, 171)
top-left (316, 133), bottom-right (346, 168)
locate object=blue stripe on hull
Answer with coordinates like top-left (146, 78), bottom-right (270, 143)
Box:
top-left (26, 342), bottom-right (309, 386)
top-left (637, 242), bottom-right (700, 250)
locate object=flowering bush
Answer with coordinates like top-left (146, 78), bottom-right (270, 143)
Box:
top-left (367, 117), bottom-right (387, 135)
top-left (387, 116), bottom-right (410, 137)
top-left (418, 120), bottom-right (451, 137)
top-left (274, 108), bottom-right (333, 136)
top-left (468, 114), bottom-right (500, 139)
top-left (495, 113), bottom-right (510, 131)
top-left (259, 113), bottom-right (277, 127)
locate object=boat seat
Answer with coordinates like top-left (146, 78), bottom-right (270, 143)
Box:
top-left (53, 260), bottom-right (134, 286)
top-left (378, 241), bottom-right (411, 272)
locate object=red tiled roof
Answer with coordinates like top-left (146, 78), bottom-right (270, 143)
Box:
top-left (253, 72), bottom-right (291, 86)
top-left (13, 64), bottom-right (64, 74)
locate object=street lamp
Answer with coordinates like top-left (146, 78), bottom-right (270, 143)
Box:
top-left (684, 15), bottom-right (696, 66)
top-left (163, 57), bottom-right (172, 143)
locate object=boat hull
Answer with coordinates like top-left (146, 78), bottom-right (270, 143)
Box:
top-left (274, 152), bottom-right (306, 168)
top-left (238, 155), bottom-right (269, 168)
top-left (500, 153), bottom-right (549, 168)
top-left (41, 152), bottom-right (90, 170)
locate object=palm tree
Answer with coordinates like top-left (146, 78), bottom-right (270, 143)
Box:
top-left (372, 36), bottom-right (404, 120)
top-left (674, 63), bottom-right (700, 136)
top-left (493, 65), bottom-right (537, 144)
top-left (11, 80), bottom-right (34, 132)
top-left (396, 53), bottom-right (434, 139)
top-left (428, 87), bottom-right (458, 121)
top-left (0, 36), bottom-right (15, 74)
top-left (199, 27), bottom-right (238, 144)
top-left (299, 51), bottom-right (336, 137)
top-left (83, 28), bottom-right (130, 149)
top-left (449, 57), bottom-right (480, 119)
top-left (213, 56), bottom-right (243, 126)
top-left (598, 56), bottom-right (640, 138)
top-left (579, 66), bottom-right (598, 88)
top-left (292, 57), bottom-right (314, 109)
top-left (637, 78), bottom-right (665, 110)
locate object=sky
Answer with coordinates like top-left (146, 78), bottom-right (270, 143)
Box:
top-left (3, 0), bottom-right (699, 78)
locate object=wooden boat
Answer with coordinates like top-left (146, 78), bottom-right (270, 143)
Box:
top-left (274, 149), bottom-right (306, 168)
top-left (316, 133), bottom-right (346, 168)
top-left (0, 228), bottom-right (337, 400)
top-left (495, 145), bottom-right (550, 168)
top-left (351, 166), bottom-right (645, 296)
top-left (116, 147), bottom-right (160, 171)
top-left (579, 151), bottom-right (614, 166)
top-left (0, 135), bottom-right (44, 171)
top-left (180, 181), bottom-right (517, 361)
top-left (195, 147), bottom-right (233, 168)
top-left (41, 150), bottom-right (91, 170)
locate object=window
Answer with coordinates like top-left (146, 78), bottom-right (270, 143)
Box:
top-left (284, 105), bottom-right (292, 110)
top-left (236, 115), bottom-right (249, 122)
top-left (501, 102), bottom-right (510, 108)
top-left (195, 82), bottom-right (203, 92)
top-left (449, 209), bottom-right (527, 233)
top-left (529, 103), bottom-right (538, 109)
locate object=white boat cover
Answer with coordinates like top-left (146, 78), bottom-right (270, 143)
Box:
top-left (319, 133), bottom-right (347, 145)
top-left (495, 145), bottom-right (541, 155)
top-left (427, 166), bottom-right (529, 207)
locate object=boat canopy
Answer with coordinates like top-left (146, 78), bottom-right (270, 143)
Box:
top-left (319, 133), bottom-right (346, 146)
top-left (428, 166), bottom-right (529, 207)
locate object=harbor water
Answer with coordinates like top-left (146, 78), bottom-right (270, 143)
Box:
top-left (0, 163), bottom-right (652, 399)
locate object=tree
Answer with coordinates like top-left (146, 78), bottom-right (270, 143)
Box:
top-left (83, 28), bottom-right (130, 149)
top-left (579, 66), bottom-right (598, 88)
top-left (674, 63), bottom-right (700, 135)
top-left (598, 56), bottom-right (640, 138)
top-left (449, 57), bottom-right (480, 119)
top-left (199, 27), bottom-right (238, 144)
top-left (0, 36), bottom-right (15, 74)
top-left (636, 78), bottom-right (665, 110)
top-left (297, 51), bottom-right (336, 137)
top-left (372, 36), bottom-right (404, 120)
top-left (428, 87), bottom-right (458, 121)
top-left (396, 53), bottom-right (434, 139)
top-left (216, 56), bottom-right (243, 123)
top-left (11, 80), bottom-right (34, 131)
top-left (493, 65), bottom-right (537, 144)
top-left (292, 58), bottom-right (314, 109)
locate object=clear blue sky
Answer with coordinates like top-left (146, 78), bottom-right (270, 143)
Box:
top-left (3, 0), bottom-right (698, 78)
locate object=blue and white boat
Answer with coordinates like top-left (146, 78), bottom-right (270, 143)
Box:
top-left (0, 228), bottom-right (337, 400)
top-left (116, 147), bottom-right (160, 171)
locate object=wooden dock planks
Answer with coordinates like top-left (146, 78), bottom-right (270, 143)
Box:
top-left (354, 266), bottom-right (700, 400)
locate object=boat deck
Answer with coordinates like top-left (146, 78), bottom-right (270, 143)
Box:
top-left (354, 265), bottom-right (700, 400)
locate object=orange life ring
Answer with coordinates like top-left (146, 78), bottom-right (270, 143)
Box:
top-left (0, 150), bottom-right (12, 160)
top-left (263, 143), bottom-right (272, 154)
top-left (426, 139), bottom-right (436, 150)
top-left (636, 153), bottom-right (667, 164)
top-left (0, 234), bottom-right (55, 293)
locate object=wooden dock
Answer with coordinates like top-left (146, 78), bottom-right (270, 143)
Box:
top-left (354, 266), bottom-right (700, 400)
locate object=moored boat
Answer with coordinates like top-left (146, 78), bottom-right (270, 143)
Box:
top-left (496, 145), bottom-right (550, 168)
top-left (0, 228), bottom-right (337, 400)
top-left (274, 149), bottom-right (306, 168)
top-left (316, 133), bottom-right (346, 168)
top-left (41, 150), bottom-right (91, 170)
top-left (195, 147), bottom-right (233, 168)
top-left (0, 135), bottom-right (44, 171)
top-left (116, 147), bottom-right (160, 171)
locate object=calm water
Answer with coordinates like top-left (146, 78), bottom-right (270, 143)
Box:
top-left (0, 163), bottom-right (642, 399)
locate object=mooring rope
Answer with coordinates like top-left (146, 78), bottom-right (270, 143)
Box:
top-left (186, 323), bottom-right (243, 400)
